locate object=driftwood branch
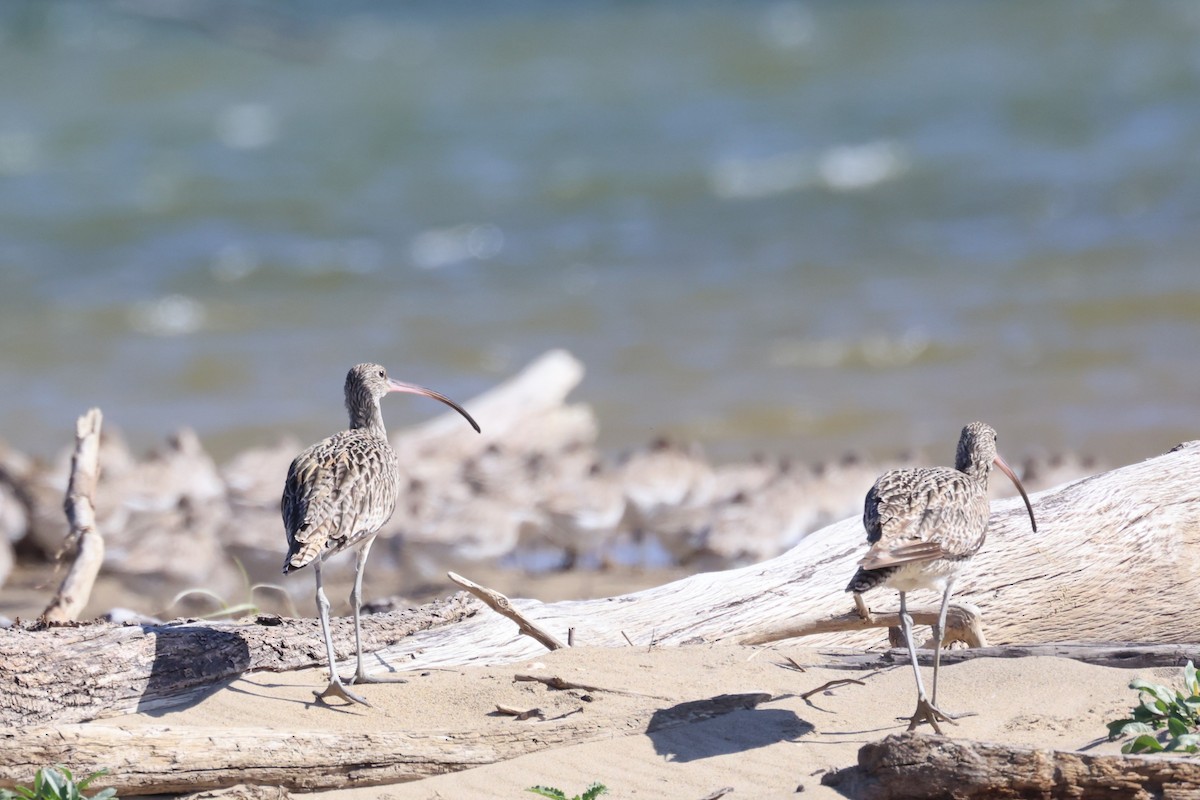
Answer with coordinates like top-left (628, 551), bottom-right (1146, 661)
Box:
top-left (42, 408), bottom-right (104, 623)
top-left (447, 570), bottom-right (566, 651)
top-left (788, 642), bottom-right (1200, 671)
top-left (741, 602), bottom-right (986, 648)
top-left (822, 732), bottom-right (1200, 799)
top-left (513, 672), bottom-right (667, 699)
top-left (0, 692), bottom-right (772, 796)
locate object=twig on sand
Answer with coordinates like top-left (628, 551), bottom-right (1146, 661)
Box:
top-left (42, 408), bottom-right (105, 624)
top-left (800, 678), bottom-right (866, 700)
top-left (513, 673), bottom-right (668, 700)
top-left (447, 571), bottom-right (567, 651)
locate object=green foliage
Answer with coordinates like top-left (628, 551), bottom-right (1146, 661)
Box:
top-left (1107, 660), bottom-right (1200, 754)
top-left (0, 766), bottom-right (117, 800)
top-left (526, 782), bottom-right (608, 800)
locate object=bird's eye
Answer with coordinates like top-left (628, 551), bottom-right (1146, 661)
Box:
top-left (378, 369), bottom-right (385, 378)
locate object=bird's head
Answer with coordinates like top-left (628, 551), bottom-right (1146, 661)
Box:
top-left (345, 363), bottom-right (481, 434)
top-left (957, 421), bottom-right (1037, 532)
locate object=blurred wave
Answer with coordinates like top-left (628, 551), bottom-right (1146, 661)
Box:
top-left (1, 1), bottom-right (1198, 467)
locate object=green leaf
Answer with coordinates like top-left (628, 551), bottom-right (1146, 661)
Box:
top-left (1114, 721), bottom-right (1156, 739)
top-left (1132, 680), bottom-right (1178, 709)
top-left (1168, 716), bottom-right (1190, 738)
top-left (527, 789), bottom-right (568, 800)
top-left (1135, 700), bottom-right (1167, 722)
top-left (1184, 661), bottom-right (1198, 694)
top-left (1174, 733), bottom-right (1200, 753)
top-left (1107, 718), bottom-right (1135, 739)
top-left (1123, 734), bottom-right (1165, 753)
top-left (581, 785), bottom-right (608, 800)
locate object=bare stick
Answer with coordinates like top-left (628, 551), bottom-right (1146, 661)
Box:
top-left (513, 673), bottom-right (668, 699)
top-left (800, 678), bottom-right (866, 700)
top-left (740, 602), bottom-right (987, 648)
top-left (447, 571), bottom-right (567, 651)
top-left (42, 408), bottom-right (104, 624)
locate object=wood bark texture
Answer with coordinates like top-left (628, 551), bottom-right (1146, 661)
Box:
top-left (822, 732), bottom-right (1200, 799)
top-left (0, 596), bottom-right (478, 728)
top-left (0, 692), bottom-right (769, 796)
top-left (41, 408), bottom-right (105, 623)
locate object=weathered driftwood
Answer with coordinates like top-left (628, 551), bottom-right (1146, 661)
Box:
top-left (795, 642), bottom-right (1200, 671)
top-left (0, 595), bottom-right (478, 728)
top-left (447, 570), bottom-right (566, 651)
top-left (365, 440), bottom-right (1200, 671)
top-left (42, 409), bottom-right (105, 623)
top-left (821, 732), bottom-right (1200, 799)
top-left (741, 602), bottom-right (987, 648)
top-left (0, 692), bottom-right (771, 796)
top-left (2, 444), bottom-right (1199, 727)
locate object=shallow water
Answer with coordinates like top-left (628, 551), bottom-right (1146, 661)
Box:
top-left (2, 1), bottom-right (1198, 466)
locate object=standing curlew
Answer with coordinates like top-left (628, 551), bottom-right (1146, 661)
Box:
top-left (846, 421), bottom-right (1037, 732)
top-left (282, 363), bottom-right (480, 705)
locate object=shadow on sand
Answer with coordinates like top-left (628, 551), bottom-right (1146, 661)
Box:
top-left (647, 696), bottom-right (813, 763)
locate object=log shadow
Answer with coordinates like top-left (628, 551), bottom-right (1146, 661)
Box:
top-left (137, 623), bottom-right (251, 716)
top-left (647, 698), bottom-right (813, 763)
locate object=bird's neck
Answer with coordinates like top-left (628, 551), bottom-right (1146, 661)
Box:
top-left (959, 459), bottom-right (990, 486)
top-left (347, 397), bottom-right (388, 438)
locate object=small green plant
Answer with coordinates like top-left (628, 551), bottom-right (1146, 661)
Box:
top-left (165, 557), bottom-right (296, 620)
top-left (1107, 660), bottom-right (1200, 754)
top-left (0, 766), bottom-right (117, 800)
top-left (526, 782), bottom-right (608, 800)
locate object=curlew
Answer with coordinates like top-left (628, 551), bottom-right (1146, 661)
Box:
top-left (845, 421), bottom-right (1037, 732)
top-left (282, 363), bottom-right (480, 705)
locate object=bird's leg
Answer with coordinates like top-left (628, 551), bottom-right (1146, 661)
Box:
top-left (898, 591), bottom-right (953, 734)
top-left (345, 536), bottom-right (405, 686)
top-left (312, 560), bottom-right (371, 706)
top-left (931, 581), bottom-right (951, 705)
top-left (853, 592), bottom-right (872, 621)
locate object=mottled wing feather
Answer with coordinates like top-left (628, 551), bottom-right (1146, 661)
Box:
top-left (858, 466), bottom-right (990, 569)
top-left (282, 430), bottom-right (400, 572)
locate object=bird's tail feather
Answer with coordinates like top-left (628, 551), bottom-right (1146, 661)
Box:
top-left (845, 566), bottom-right (894, 594)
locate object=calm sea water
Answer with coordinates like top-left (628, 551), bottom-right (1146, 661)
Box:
top-left (1, 1), bottom-right (1198, 467)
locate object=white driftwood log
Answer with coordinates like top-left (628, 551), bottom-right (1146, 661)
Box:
top-left (368, 441), bottom-right (1200, 672)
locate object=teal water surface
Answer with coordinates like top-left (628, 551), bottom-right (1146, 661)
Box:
top-left (1, 1), bottom-right (1198, 465)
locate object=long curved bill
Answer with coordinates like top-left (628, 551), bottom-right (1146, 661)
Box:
top-left (387, 379), bottom-right (482, 434)
top-left (993, 454), bottom-right (1037, 532)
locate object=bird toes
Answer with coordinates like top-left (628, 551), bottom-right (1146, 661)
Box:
top-left (314, 679), bottom-right (372, 707)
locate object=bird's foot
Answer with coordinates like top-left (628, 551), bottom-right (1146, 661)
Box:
top-left (314, 678), bottom-right (371, 707)
top-left (904, 696), bottom-right (960, 735)
top-left (347, 670), bottom-right (407, 686)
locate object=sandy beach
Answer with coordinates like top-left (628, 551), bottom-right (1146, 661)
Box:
top-left (116, 641), bottom-right (1155, 799)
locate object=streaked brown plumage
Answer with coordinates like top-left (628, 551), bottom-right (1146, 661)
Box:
top-left (846, 421), bottom-right (1037, 732)
top-left (282, 363), bottom-right (480, 705)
